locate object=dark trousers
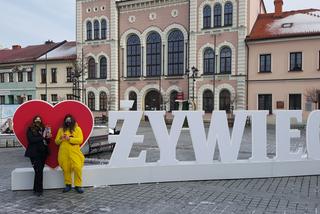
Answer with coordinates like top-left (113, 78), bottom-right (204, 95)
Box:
top-left (30, 156), bottom-right (46, 193)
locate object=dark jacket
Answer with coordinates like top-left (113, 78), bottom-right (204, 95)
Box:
top-left (25, 127), bottom-right (49, 158)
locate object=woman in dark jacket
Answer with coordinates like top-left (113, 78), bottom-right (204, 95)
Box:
top-left (25, 116), bottom-right (51, 196)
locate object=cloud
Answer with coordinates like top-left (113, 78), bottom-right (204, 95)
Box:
top-left (264, 0), bottom-right (320, 12)
top-left (0, 0), bottom-right (75, 48)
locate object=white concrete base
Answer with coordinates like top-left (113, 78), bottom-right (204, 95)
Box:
top-left (12, 160), bottom-right (320, 190)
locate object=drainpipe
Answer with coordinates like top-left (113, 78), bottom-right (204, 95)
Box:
top-left (117, 5), bottom-right (120, 111)
top-left (245, 40), bottom-right (249, 110)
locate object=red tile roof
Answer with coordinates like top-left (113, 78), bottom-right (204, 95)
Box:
top-left (0, 41), bottom-right (63, 64)
top-left (246, 9), bottom-right (320, 41)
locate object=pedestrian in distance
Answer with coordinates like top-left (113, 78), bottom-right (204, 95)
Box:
top-left (25, 115), bottom-right (51, 196)
top-left (55, 114), bottom-right (85, 194)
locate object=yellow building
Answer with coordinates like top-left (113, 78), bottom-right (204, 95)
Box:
top-left (35, 41), bottom-right (77, 104)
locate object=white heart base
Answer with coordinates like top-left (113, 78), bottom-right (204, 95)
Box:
top-left (11, 160), bottom-right (320, 190)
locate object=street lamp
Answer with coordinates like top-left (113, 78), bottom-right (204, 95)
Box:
top-left (185, 66), bottom-right (198, 110)
top-left (45, 52), bottom-right (48, 101)
top-left (191, 66), bottom-right (198, 103)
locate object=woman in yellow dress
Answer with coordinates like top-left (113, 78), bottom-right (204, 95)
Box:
top-left (55, 114), bottom-right (84, 193)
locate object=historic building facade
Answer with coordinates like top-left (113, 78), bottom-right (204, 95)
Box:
top-left (35, 41), bottom-right (77, 104)
top-left (76, 0), bottom-right (266, 118)
top-left (246, 0), bottom-right (320, 122)
top-left (0, 41), bottom-right (76, 105)
top-left (0, 42), bottom-right (60, 104)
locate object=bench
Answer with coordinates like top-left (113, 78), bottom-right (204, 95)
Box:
top-left (87, 134), bottom-right (115, 155)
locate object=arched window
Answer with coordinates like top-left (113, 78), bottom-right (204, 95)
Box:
top-left (99, 92), bottom-right (108, 111)
top-left (94, 20), bottom-right (100, 40)
top-left (214, 4), bottom-right (222, 28)
top-left (219, 89), bottom-right (231, 113)
top-left (224, 2), bottom-right (233, 26)
top-left (220, 47), bottom-right (232, 74)
top-left (168, 30), bottom-right (184, 76)
top-left (101, 19), bottom-right (107, 39)
top-left (146, 32), bottom-right (162, 77)
top-left (170, 91), bottom-right (179, 112)
top-left (86, 21), bottom-right (92, 40)
top-left (203, 5), bottom-right (212, 29)
top-left (203, 48), bottom-right (215, 74)
top-left (100, 57), bottom-right (107, 79)
top-left (129, 91), bottom-right (137, 111)
top-left (88, 92), bottom-right (95, 111)
top-left (88, 57), bottom-right (96, 79)
top-left (127, 34), bottom-right (141, 77)
top-left (145, 90), bottom-right (161, 110)
top-left (203, 90), bottom-right (214, 113)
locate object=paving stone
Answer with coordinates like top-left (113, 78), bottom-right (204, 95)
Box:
top-left (1, 126), bottom-right (319, 213)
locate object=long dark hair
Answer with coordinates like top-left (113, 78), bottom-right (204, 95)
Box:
top-left (30, 115), bottom-right (44, 134)
top-left (62, 114), bottom-right (76, 133)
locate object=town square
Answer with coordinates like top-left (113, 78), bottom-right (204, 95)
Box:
top-left (0, 0), bottom-right (320, 213)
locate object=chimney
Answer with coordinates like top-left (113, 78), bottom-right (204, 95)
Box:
top-left (274, 0), bottom-right (283, 18)
top-left (12, 45), bottom-right (21, 50)
top-left (45, 40), bottom-right (54, 44)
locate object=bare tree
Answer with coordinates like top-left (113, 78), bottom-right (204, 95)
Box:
top-left (305, 88), bottom-right (320, 110)
top-left (71, 57), bottom-right (88, 103)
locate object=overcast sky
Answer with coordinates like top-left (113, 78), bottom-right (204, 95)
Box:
top-left (0, 0), bottom-right (320, 49)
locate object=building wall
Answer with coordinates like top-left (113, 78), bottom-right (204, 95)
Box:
top-left (77, 0), bottom-right (118, 115)
top-left (35, 60), bottom-right (75, 103)
top-left (0, 64), bottom-right (36, 104)
top-left (77, 0), bottom-right (263, 117)
top-left (247, 37), bottom-right (320, 121)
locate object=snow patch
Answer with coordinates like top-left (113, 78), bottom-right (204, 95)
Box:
top-left (268, 11), bottom-right (320, 35)
top-left (38, 42), bottom-right (76, 60)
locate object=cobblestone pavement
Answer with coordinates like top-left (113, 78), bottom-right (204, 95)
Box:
top-left (1, 124), bottom-right (320, 214)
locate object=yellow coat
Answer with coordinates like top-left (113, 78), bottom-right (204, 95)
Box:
top-left (55, 125), bottom-right (84, 186)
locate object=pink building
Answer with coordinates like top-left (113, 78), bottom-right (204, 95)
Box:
top-left (246, 0), bottom-right (320, 122)
top-left (76, 0), bottom-right (266, 118)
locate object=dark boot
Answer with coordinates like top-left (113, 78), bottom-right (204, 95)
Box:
top-left (74, 186), bottom-right (84, 194)
top-left (62, 184), bottom-right (72, 193)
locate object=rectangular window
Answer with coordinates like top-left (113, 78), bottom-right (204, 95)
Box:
top-left (40, 94), bottom-right (47, 101)
top-left (18, 72), bottom-right (23, 82)
top-left (258, 94), bottom-right (272, 114)
top-left (27, 71), bottom-right (33, 81)
top-left (0, 73), bottom-right (4, 83)
top-left (51, 94), bottom-right (58, 102)
top-left (41, 69), bottom-right (46, 83)
top-left (27, 95), bottom-right (32, 101)
top-left (67, 94), bottom-right (73, 100)
top-left (289, 94), bottom-right (301, 110)
top-left (17, 96), bottom-right (23, 104)
top-left (0, 96), bottom-right (5, 104)
top-left (9, 73), bottom-right (13, 82)
top-left (8, 95), bottom-right (14, 104)
top-left (259, 54), bottom-right (271, 72)
top-left (51, 68), bottom-right (57, 83)
top-left (67, 67), bottom-right (73, 82)
top-left (289, 52), bottom-right (302, 71)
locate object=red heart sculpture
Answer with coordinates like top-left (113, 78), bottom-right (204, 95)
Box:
top-left (13, 100), bottom-right (94, 168)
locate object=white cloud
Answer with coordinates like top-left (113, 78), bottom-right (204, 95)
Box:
top-left (0, 0), bottom-right (75, 48)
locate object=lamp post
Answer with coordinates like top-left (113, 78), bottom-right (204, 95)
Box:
top-left (191, 66), bottom-right (198, 104)
top-left (45, 52), bottom-right (48, 101)
top-left (185, 66), bottom-right (198, 110)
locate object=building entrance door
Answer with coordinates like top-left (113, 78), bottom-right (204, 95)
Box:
top-left (219, 90), bottom-right (231, 113)
top-left (145, 90), bottom-right (161, 111)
